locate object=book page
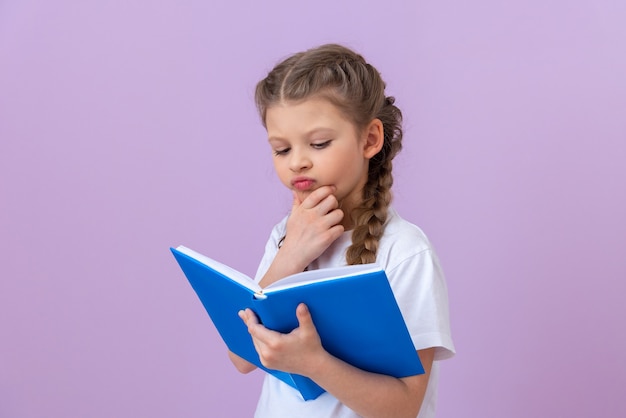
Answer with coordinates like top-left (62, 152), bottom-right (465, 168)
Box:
top-left (175, 245), bottom-right (262, 293)
top-left (264, 263), bottom-right (382, 294)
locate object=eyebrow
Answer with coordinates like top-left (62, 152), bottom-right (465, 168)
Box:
top-left (268, 127), bottom-right (335, 143)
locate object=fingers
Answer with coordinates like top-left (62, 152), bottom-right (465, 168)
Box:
top-left (238, 308), bottom-right (259, 327)
top-left (299, 185), bottom-right (337, 210)
top-left (239, 309), bottom-right (273, 354)
top-left (284, 184), bottom-right (345, 267)
top-left (240, 305), bottom-right (316, 337)
top-left (240, 304), bottom-right (323, 373)
top-left (298, 186), bottom-right (343, 227)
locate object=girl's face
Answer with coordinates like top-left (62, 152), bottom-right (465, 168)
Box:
top-left (265, 97), bottom-right (382, 219)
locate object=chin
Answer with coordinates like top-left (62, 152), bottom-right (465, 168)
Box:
top-left (294, 190), bottom-right (313, 200)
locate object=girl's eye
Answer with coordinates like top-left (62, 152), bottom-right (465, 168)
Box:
top-left (274, 148), bottom-right (290, 156)
top-left (312, 140), bottom-right (331, 149)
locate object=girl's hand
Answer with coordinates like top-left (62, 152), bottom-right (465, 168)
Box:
top-left (239, 304), bottom-right (327, 376)
top-left (240, 305), bottom-right (434, 417)
top-left (282, 185), bottom-right (344, 269)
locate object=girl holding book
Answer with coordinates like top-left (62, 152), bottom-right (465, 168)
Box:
top-left (230, 43), bottom-right (455, 418)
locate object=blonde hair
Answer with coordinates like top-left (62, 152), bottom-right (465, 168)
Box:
top-left (256, 44), bottom-right (403, 265)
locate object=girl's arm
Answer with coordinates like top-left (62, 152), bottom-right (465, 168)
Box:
top-left (227, 350), bottom-right (257, 374)
top-left (240, 304), bottom-right (434, 418)
top-left (259, 186), bottom-right (344, 288)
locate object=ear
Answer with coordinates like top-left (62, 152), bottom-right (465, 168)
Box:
top-left (362, 118), bottom-right (384, 159)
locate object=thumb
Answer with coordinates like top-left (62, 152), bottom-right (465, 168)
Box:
top-left (296, 303), bottom-right (315, 330)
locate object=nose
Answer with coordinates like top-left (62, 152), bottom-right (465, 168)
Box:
top-left (289, 148), bottom-right (312, 172)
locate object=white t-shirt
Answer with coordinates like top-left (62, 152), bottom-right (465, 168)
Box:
top-left (253, 208), bottom-right (455, 418)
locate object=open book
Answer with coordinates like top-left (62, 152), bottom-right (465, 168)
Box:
top-left (170, 245), bottom-right (424, 401)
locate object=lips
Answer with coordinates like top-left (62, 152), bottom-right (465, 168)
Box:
top-left (292, 177), bottom-right (315, 191)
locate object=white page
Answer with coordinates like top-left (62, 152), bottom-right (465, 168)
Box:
top-left (175, 245), bottom-right (262, 293)
top-left (176, 245), bottom-right (382, 295)
top-left (264, 263), bottom-right (381, 293)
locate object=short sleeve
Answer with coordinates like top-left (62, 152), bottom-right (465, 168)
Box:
top-left (387, 249), bottom-right (455, 361)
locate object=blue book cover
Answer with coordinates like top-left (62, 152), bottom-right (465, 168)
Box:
top-left (171, 245), bottom-right (424, 401)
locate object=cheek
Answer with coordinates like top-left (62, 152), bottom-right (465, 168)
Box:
top-left (328, 151), bottom-right (362, 177)
top-left (273, 160), bottom-right (292, 184)
top-left (272, 158), bottom-right (286, 173)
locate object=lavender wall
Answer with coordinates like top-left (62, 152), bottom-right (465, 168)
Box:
top-left (1, 1), bottom-right (624, 417)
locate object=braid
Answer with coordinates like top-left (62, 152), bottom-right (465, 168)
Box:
top-left (346, 97), bottom-right (403, 265)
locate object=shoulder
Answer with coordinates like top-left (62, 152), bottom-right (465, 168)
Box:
top-left (377, 208), bottom-right (435, 270)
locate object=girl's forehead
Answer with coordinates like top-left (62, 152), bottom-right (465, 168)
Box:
top-left (267, 96), bottom-right (355, 124)
top-left (272, 95), bottom-right (337, 110)
top-left (265, 99), bottom-right (357, 138)
top-left (267, 98), bottom-right (344, 121)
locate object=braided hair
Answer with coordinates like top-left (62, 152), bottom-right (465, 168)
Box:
top-left (255, 44), bottom-right (403, 265)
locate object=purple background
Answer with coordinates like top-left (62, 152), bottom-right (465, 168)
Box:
top-left (1, 1), bottom-right (625, 417)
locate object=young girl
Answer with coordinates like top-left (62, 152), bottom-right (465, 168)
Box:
top-left (229, 44), bottom-right (455, 418)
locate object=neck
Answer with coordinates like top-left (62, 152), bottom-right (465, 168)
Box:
top-left (338, 199), bottom-right (360, 231)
